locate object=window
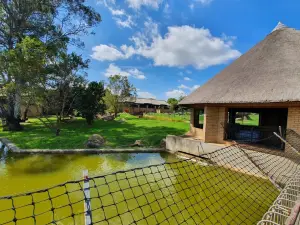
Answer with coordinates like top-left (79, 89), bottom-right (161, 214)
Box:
top-left (194, 109), bottom-right (204, 129)
top-left (235, 112), bottom-right (259, 126)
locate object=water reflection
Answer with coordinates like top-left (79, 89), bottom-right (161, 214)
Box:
top-left (0, 151), bottom-right (178, 197)
top-left (0, 149), bottom-right (278, 225)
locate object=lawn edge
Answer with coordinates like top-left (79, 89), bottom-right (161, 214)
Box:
top-left (0, 137), bottom-right (166, 153)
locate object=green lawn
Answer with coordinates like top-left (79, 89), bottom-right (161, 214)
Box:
top-left (0, 113), bottom-right (189, 149)
top-left (145, 112), bottom-right (191, 122)
top-left (235, 113), bottom-right (260, 126)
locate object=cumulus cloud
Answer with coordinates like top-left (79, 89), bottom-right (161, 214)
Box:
top-left (163, 3), bottom-right (171, 17)
top-left (197, 0), bottom-right (213, 5)
top-left (178, 84), bottom-right (200, 91)
top-left (92, 21), bottom-right (241, 69)
top-left (126, 0), bottom-right (162, 10)
top-left (166, 83), bottom-right (200, 99)
top-left (115, 15), bottom-right (135, 28)
top-left (129, 25), bottom-right (241, 69)
top-left (127, 68), bottom-right (146, 79)
top-left (104, 64), bottom-right (146, 79)
top-left (166, 89), bottom-right (186, 98)
top-left (98, 0), bottom-right (135, 28)
top-left (178, 84), bottom-right (190, 90)
top-left (137, 91), bottom-right (156, 99)
top-left (191, 84), bottom-right (200, 91)
top-left (91, 45), bottom-right (126, 61)
top-left (184, 77), bottom-right (191, 81)
top-left (109, 8), bottom-right (125, 16)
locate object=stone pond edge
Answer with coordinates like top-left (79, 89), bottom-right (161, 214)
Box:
top-left (0, 137), bottom-right (166, 154)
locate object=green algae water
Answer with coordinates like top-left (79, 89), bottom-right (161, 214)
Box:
top-left (0, 148), bottom-right (279, 225)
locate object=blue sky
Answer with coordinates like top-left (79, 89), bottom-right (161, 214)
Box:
top-left (73, 0), bottom-right (300, 100)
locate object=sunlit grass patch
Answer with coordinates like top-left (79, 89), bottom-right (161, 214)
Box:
top-left (0, 114), bottom-right (189, 149)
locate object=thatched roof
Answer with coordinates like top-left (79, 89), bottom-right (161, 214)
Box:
top-left (125, 98), bottom-right (169, 106)
top-left (180, 23), bottom-right (300, 105)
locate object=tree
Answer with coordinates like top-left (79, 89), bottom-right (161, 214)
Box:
top-left (0, 37), bottom-right (48, 130)
top-left (167, 98), bottom-right (179, 112)
top-left (0, 0), bottom-right (101, 130)
top-left (74, 81), bottom-right (105, 125)
top-left (47, 52), bottom-right (88, 123)
top-left (104, 75), bottom-right (136, 117)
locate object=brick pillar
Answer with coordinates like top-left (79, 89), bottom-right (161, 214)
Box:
top-left (287, 107), bottom-right (300, 134)
top-left (286, 107), bottom-right (300, 153)
top-left (189, 108), bottom-right (195, 136)
top-left (204, 106), bottom-right (227, 143)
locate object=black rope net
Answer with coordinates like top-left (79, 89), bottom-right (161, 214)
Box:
top-left (0, 131), bottom-right (300, 225)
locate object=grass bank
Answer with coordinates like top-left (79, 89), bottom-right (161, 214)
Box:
top-left (0, 114), bottom-right (189, 149)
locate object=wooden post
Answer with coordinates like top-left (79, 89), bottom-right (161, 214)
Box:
top-left (279, 126), bottom-right (284, 149)
top-left (83, 170), bottom-right (92, 225)
top-left (273, 132), bottom-right (299, 155)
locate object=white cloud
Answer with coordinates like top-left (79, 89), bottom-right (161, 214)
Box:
top-left (197, 0), bottom-right (213, 5)
top-left (178, 84), bottom-right (200, 91)
top-left (166, 89), bottom-right (186, 98)
top-left (138, 91), bottom-right (156, 99)
top-left (130, 25), bottom-right (241, 69)
top-left (115, 15), bottom-right (135, 28)
top-left (104, 64), bottom-right (130, 77)
top-left (126, 0), bottom-right (162, 10)
top-left (191, 84), bottom-right (200, 90)
top-left (127, 68), bottom-right (146, 79)
top-left (98, 0), bottom-right (135, 28)
top-left (92, 22), bottom-right (241, 69)
top-left (163, 3), bottom-right (171, 17)
top-left (104, 64), bottom-right (146, 79)
top-left (109, 8), bottom-right (125, 16)
top-left (178, 84), bottom-right (190, 90)
top-left (91, 45), bottom-right (126, 61)
top-left (184, 77), bottom-right (191, 81)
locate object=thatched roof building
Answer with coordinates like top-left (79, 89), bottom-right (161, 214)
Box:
top-left (180, 22), bottom-right (300, 105)
top-left (179, 23), bottom-right (300, 149)
top-left (125, 98), bottom-right (169, 106)
top-left (123, 98), bottom-right (170, 114)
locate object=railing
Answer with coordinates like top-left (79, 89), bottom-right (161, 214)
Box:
top-left (226, 123), bottom-right (284, 149)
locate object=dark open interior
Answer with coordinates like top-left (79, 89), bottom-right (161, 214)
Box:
top-left (226, 108), bottom-right (288, 149)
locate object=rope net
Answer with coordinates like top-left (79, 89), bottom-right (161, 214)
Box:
top-left (0, 130), bottom-right (300, 225)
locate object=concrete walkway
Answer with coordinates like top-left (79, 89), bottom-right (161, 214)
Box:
top-left (166, 135), bottom-right (226, 155)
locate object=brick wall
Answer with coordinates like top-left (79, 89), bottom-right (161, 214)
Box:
top-left (286, 107), bottom-right (300, 153)
top-left (287, 107), bottom-right (300, 134)
top-left (189, 108), bottom-right (205, 139)
top-left (203, 106), bottom-right (227, 143)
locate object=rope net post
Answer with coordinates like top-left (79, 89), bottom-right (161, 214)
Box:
top-left (83, 170), bottom-right (92, 225)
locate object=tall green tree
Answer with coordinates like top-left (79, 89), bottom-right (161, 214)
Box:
top-left (167, 98), bottom-right (179, 112)
top-left (104, 75), bottom-right (136, 117)
top-left (74, 81), bottom-right (105, 125)
top-left (47, 52), bottom-right (88, 123)
top-left (0, 37), bottom-right (48, 130)
top-left (0, 0), bottom-right (101, 130)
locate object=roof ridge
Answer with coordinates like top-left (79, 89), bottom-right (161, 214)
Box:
top-left (271, 21), bottom-right (288, 33)
top-left (136, 97), bottom-right (168, 102)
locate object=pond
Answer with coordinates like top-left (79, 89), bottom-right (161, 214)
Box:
top-left (0, 144), bottom-right (278, 225)
top-left (0, 149), bottom-right (178, 197)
